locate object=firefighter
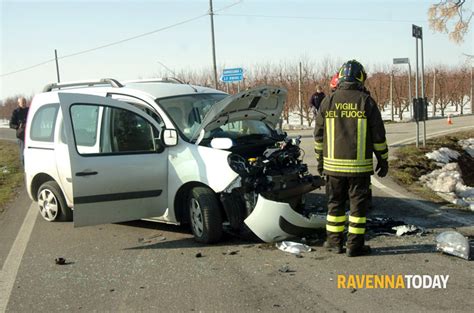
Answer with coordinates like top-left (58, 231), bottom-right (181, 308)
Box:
top-left (314, 60), bottom-right (388, 257)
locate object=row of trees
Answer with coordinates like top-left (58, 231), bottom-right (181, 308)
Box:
top-left (167, 60), bottom-right (472, 125)
top-left (1, 61), bottom-right (472, 125)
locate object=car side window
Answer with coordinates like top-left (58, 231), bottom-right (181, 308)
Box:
top-left (107, 94), bottom-right (164, 128)
top-left (70, 104), bottom-right (161, 155)
top-left (30, 104), bottom-right (59, 142)
top-left (70, 105), bottom-right (99, 147)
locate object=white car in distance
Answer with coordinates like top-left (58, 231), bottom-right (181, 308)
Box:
top-left (24, 78), bottom-right (325, 243)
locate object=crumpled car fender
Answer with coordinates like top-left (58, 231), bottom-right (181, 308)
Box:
top-left (244, 194), bottom-right (325, 243)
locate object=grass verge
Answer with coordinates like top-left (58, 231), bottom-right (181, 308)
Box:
top-left (389, 130), bottom-right (474, 204)
top-left (0, 140), bottom-right (23, 213)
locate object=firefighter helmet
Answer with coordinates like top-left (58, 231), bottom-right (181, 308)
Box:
top-left (338, 60), bottom-right (367, 85)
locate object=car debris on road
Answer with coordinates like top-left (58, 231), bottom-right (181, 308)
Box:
top-left (436, 231), bottom-right (471, 260)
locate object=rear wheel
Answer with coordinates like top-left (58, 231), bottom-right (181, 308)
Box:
top-left (189, 187), bottom-right (223, 244)
top-left (37, 181), bottom-right (72, 222)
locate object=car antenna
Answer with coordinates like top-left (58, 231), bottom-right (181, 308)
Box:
top-left (157, 60), bottom-right (198, 92)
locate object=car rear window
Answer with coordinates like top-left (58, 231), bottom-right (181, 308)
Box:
top-left (30, 104), bottom-right (59, 142)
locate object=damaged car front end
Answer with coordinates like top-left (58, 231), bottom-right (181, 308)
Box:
top-left (193, 86), bottom-right (326, 242)
top-left (221, 137), bottom-right (326, 242)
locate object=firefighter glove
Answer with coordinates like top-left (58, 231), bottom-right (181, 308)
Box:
top-left (376, 159), bottom-right (388, 177)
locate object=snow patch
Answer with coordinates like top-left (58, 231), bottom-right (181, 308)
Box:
top-left (425, 148), bottom-right (460, 165)
top-left (458, 138), bottom-right (474, 157)
top-left (420, 163), bottom-right (474, 211)
top-left (0, 119), bottom-right (9, 128)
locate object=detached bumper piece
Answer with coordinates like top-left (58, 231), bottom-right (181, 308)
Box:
top-left (244, 194), bottom-right (325, 243)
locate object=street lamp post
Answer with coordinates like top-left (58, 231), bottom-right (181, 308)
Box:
top-left (393, 58), bottom-right (412, 120)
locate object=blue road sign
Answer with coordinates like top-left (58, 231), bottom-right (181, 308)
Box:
top-left (221, 74), bottom-right (243, 82)
top-left (223, 67), bottom-right (243, 75)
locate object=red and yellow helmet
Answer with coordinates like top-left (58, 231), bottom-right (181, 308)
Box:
top-left (330, 73), bottom-right (339, 89)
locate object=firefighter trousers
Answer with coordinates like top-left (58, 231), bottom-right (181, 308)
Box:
top-left (325, 175), bottom-right (371, 250)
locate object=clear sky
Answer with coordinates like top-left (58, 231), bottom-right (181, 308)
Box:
top-left (1, 0), bottom-right (472, 99)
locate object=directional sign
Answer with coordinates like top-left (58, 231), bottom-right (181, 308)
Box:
top-left (221, 74), bottom-right (243, 82)
top-left (223, 67), bottom-right (243, 75)
top-left (393, 58), bottom-right (409, 65)
top-left (412, 24), bottom-right (422, 39)
top-left (221, 67), bottom-right (244, 83)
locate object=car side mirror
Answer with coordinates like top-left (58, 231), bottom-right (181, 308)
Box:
top-left (162, 129), bottom-right (178, 147)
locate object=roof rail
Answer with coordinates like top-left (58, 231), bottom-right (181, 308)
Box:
top-left (43, 78), bottom-right (123, 92)
top-left (124, 77), bottom-right (185, 84)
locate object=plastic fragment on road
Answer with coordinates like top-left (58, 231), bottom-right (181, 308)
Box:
top-left (392, 224), bottom-right (424, 236)
top-left (435, 231), bottom-right (471, 260)
top-left (276, 241), bottom-right (311, 255)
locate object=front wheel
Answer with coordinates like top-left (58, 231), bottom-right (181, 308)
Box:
top-left (188, 187), bottom-right (223, 244)
top-left (37, 181), bottom-right (72, 222)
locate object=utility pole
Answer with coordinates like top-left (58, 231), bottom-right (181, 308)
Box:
top-left (390, 71), bottom-right (394, 121)
top-left (463, 54), bottom-right (474, 114)
top-left (471, 63), bottom-right (474, 114)
top-left (54, 49), bottom-right (61, 83)
top-left (298, 62), bottom-right (303, 126)
top-left (209, 0), bottom-right (218, 90)
top-left (408, 63), bottom-right (412, 119)
top-left (471, 62), bottom-right (473, 114)
top-left (420, 31), bottom-right (426, 147)
top-left (433, 70), bottom-right (436, 117)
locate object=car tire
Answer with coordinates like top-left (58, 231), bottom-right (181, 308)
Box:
top-left (189, 187), bottom-right (223, 244)
top-left (37, 181), bottom-right (72, 222)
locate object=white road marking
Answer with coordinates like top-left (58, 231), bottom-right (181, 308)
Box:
top-left (0, 203), bottom-right (38, 313)
top-left (389, 125), bottom-right (474, 147)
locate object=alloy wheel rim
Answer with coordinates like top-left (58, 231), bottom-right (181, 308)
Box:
top-left (190, 198), bottom-right (204, 237)
top-left (38, 189), bottom-right (58, 221)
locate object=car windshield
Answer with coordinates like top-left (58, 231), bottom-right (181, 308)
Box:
top-left (202, 120), bottom-right (275, 142)
top-left (158, 94), bottom-right (276, 142)
top-left (157, 94), bottom-right (227, 141)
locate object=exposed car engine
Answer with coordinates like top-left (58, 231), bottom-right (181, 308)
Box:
top-left (221, 136), bottom-right (325, 233)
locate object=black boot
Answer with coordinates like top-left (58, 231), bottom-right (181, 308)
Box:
top-left (346, 245), bottom-right (371, 257)
top-left (323, 241), bottom-right (344, 254)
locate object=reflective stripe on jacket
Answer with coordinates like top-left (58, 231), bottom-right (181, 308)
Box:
top-left (313, 82), bottom-right (388, 177)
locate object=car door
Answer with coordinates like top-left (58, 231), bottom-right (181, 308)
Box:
top-left (59, 92), bottom-right (168, 227)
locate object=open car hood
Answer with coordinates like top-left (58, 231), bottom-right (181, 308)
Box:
top-left (192, 86), bottom-right (287, 141)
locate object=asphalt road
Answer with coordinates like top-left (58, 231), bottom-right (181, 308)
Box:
top-left (1, 115), bottom-right (474, 312)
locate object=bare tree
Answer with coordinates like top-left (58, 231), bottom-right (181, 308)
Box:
top-left (365, 67), bottom-right (390, 111)
top-left (391, 71), bottom-right (410, 120)
top-left (435, 68), bottom-right (451, 116)
top-left (428, 0), bottom-right (473, 43)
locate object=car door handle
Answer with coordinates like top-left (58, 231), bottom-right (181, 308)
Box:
top-left (75, 171), bottom-right (98, 177)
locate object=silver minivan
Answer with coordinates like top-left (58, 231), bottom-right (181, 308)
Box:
top-left (24, 79), bottom-right (325, 243)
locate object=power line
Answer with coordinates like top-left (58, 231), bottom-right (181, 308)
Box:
top-left (1, 13), bottom-right (206, 77)
top-left (217, 13), bottom-right (426, 24)
top-left (1, 1), bottom-right (243, 78)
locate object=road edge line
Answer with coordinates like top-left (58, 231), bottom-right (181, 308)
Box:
top-left (0, 203), bottom-right (38, 313)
